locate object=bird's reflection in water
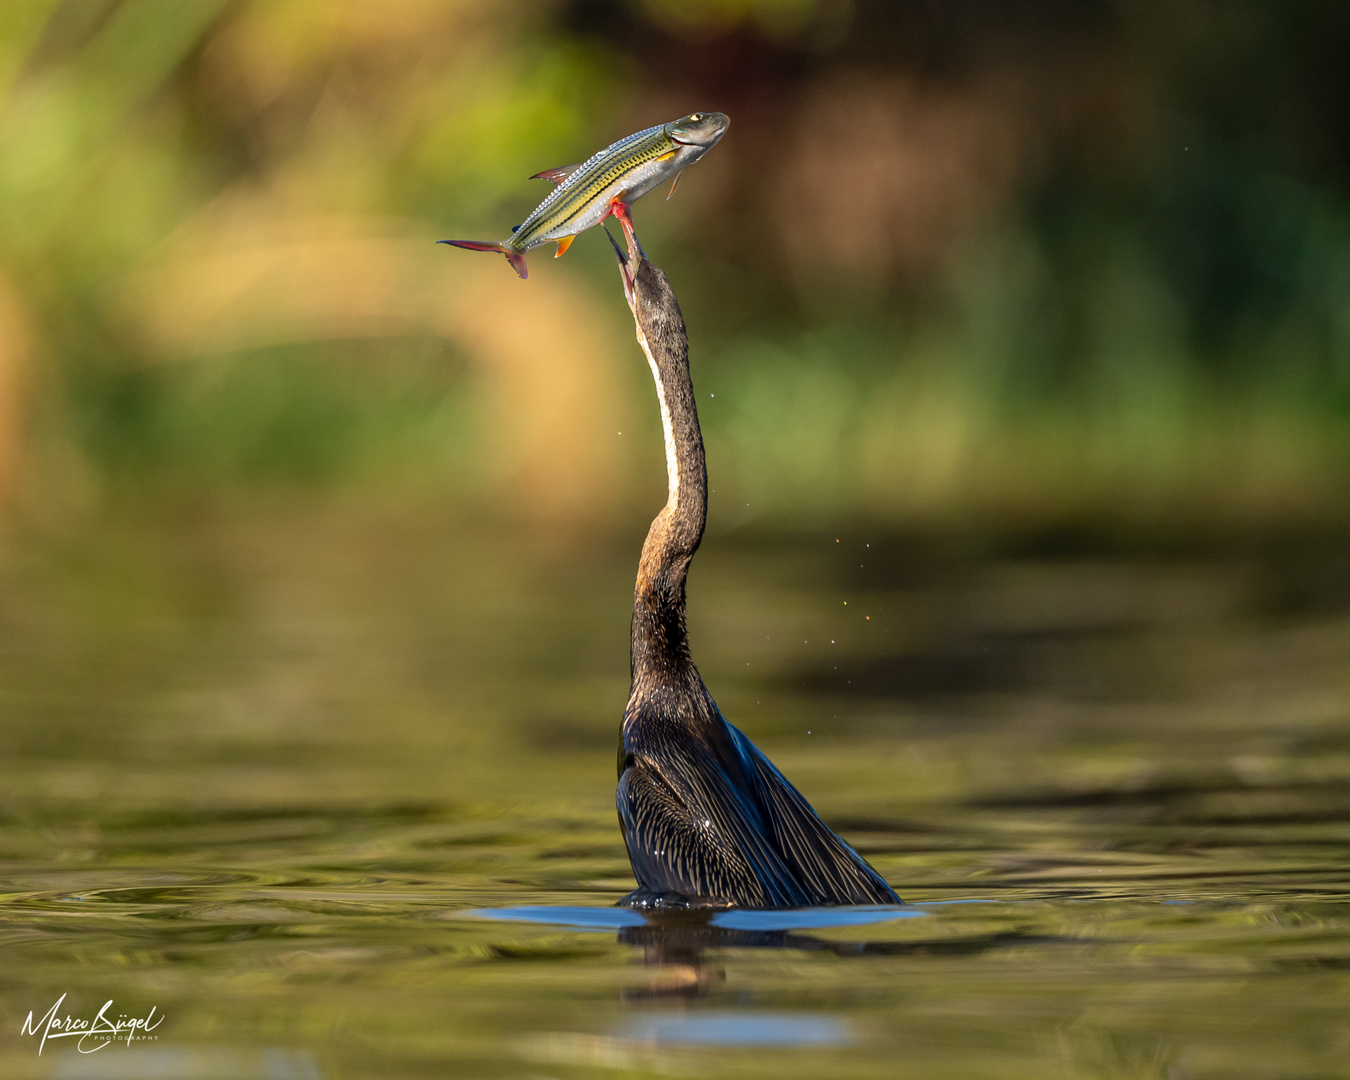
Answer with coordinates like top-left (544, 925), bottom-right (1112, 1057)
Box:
top-left (473, 904), bottom-right (1074, 1053)
top-left (473, 904), bottom-right (931, 995)
top-left (474, 903), bottom-right (1059, 1004)
top-left (619, 911), bottom-right (728, 998)
top-left (618, 905), bottom-right (1081, 1002)
top-left (615, 906), bottom-right (931, 999)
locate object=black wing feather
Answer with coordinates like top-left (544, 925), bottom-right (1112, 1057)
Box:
top-left (618, 743), bottom-right (811, 907)
top-left (726, 721), bottom-right (901, 905)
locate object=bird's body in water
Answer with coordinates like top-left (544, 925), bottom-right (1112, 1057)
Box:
top-left (608, 236), bottom-right (901, 909)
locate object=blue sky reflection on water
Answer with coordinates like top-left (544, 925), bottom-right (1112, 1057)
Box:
top-left (615, 1011), bottom-right (854, 1047)
top-left (468, 904), bottom-right (928, 932)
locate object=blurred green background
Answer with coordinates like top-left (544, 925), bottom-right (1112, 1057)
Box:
top-left (3, 10), bottom-right (1350, 1076)
top-left (0, 0), bottom-right (1348, 536)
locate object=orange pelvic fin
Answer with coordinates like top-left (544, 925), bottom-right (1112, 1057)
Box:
top-left (666, 170), bottom-right (683, 201)
top-left (438, 239), bottom-right (528, 279)
top-left (554, 235), bottom-right (576, 258)
top-left (530, 163), bottom-right (581, 185)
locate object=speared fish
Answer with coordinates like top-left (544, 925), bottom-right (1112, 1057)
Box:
top-left (439, 112), bottom-right (729, 279)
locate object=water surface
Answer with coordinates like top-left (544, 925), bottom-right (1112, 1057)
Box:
top-left (2, 505), bottom-right (1348, 1078)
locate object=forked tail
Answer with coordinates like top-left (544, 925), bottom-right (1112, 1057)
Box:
top-left (438, 239), bottom-right (528, 279)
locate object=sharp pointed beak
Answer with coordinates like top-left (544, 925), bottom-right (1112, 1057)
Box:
top-left (604, 225), bottom-right (637, 312)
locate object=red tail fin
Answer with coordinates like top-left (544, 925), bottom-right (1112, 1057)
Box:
top-left (437, 239), bottom-right (529, 279)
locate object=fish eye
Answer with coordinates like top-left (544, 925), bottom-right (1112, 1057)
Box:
top-left (691, 113), bottom-right (702, 121)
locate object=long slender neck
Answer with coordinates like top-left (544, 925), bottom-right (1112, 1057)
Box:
top-left (628, 260), bottom-right (707, 686)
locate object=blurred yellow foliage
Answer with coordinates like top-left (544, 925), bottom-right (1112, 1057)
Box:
top-left (119, 187), bottom-right (629, 522)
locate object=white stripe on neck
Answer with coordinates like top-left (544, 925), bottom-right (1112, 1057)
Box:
top-left (637, 326), bottom-right (679, 511)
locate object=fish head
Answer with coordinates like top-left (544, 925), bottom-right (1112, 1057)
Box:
top-left (664, 112), bottom-right (730, 148)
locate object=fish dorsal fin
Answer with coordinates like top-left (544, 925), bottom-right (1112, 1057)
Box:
top-left (530, 163), bottom-right (581, 185)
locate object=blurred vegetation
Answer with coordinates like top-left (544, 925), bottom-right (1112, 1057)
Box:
top-left (1, 0), bottom-right (1349, 536)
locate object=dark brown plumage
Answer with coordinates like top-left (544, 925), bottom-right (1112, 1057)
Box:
top-left (608, 233), bottom-right (901, 909)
